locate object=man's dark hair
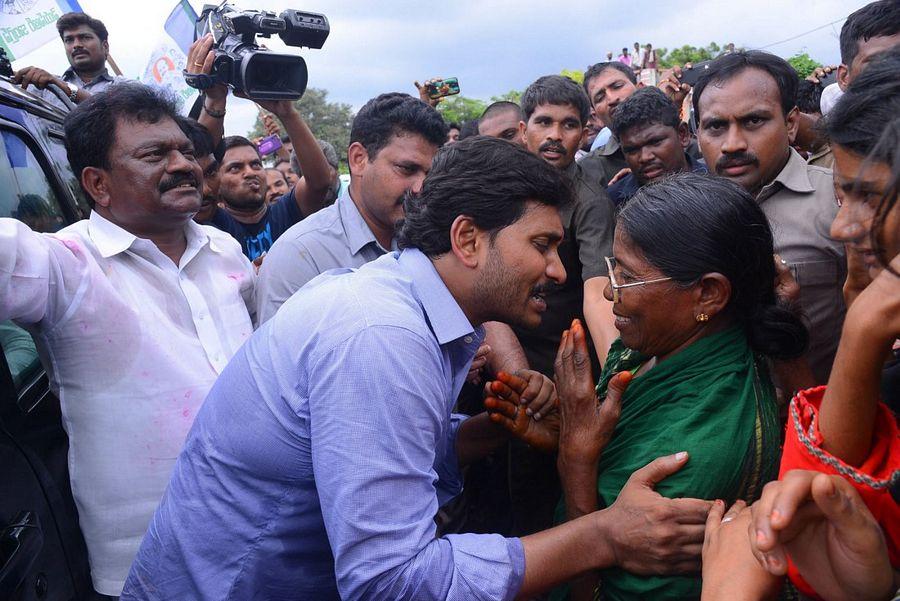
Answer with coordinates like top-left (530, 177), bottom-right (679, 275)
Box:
top-left (693, 50), bottom-right (798, 119)
top-left (181, 118), bottom-right (215, 159)
top-left (397, 136), bottom-right (571, 258)
top-left (826, 47), bottom-right (900, 159)
top-left (458, 119), bottom-right (480, 140)
top-left (56, 12), bottom-right (108, 42)
top-left (839, 0), bottom-right (900, 66)
top-left (63, 83), bottom-right (183, 206)
top-left (795, 80), bottom-right (823, 114)
top-left (610, 87), bottom-right (680, 137)
top-left (583, 61), bottom-right (637, 97)
top-left (521, 75), bottom-right (591, 125)
top-left (349, 92), bottom-right (448, 160)
top-left (280, 134), bottom-right (291, 143)
top-left (620, 173), bottom-right (808, 359)
top-left (448, 121), bottom-right (460, 130)
top-left (217, 135), bottom-right (260, 164)
top-left (480, 101), bottom-right (523, 122)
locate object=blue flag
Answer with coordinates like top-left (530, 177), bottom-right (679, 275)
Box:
top-left (164, 0), bottom-right (198, 55)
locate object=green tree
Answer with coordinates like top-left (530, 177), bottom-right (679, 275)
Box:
top-left (787, 52), bottom-right (824, 78)
top-left (490, 89), bottom-right (522, 105)
top-left (248, 87), bottom-right (354, 168)
top-left (436, 95), bottom-right (487, 124)
top-left (656, 42), bottom-right (734, 68)
top-left (560, 69), bottom-right (584, 85)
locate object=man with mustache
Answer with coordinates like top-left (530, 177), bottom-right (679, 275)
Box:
top-left (607, 87), bottom-right (707, 207)
top-left (208, 98), bottom-right (332, 262)
top-left (694, 51), bottom-right (846, 383)
top-left (255, 93), bottom-right (447, 323)
top-left (13, 12), bottom-right (123, 108)
top-left (0, 84), bottom-right (255, 597)
top-left (493, 75), bottom-right (617, 536)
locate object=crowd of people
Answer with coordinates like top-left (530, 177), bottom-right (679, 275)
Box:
top-left (1, 2), bottom-right (899, 600)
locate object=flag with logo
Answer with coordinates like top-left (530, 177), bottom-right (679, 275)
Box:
top-left (141, 0), bottom-right (199, 112)
top-left (0, 0), bottom-right (83, 61)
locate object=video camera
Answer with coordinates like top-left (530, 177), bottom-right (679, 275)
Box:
top-left (186, 3), bottom-right (329, 101)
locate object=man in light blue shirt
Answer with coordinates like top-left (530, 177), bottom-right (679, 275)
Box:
top-left (256, 92), bottom-right (446, 323)
top-left (124, 137), bottom-right (712, 600)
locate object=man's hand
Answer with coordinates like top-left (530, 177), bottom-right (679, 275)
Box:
top-left (701, 500), bottom-right (781, 600)
top-left (608, 167), bottom-right (632, 186)
top-left (806, 65), bottom-right (837, 85)
top-left (187, 34), bottom-right (228, 102)
top-left (750, 470), bottom-right (895, 601)
top-left (414, 79), bottom-right (442, 108)
top-left (466, 343), bottom-right (491, 386)
top-left (604, 452), bottom-right (713, 575)
top-left (484, 371), bottom-right (559, 452)
top-left (556, 319), bottom-right (629, 465)
top-left (773, 254), bottom-right (801, 308)
top-left (513, 368), bottom-right (557, 420)
top-left (12, 66), bottom-right (67, 93)
top-left (658, 65), bottom-right (692, 107)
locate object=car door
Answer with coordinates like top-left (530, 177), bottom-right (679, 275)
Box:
top-left (0, 113), bottom-right (93, 600)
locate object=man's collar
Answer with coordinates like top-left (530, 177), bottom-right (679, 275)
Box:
top-left (766, 148), bottom-right (815, 196)
top-left (398, 248), bottom-right (477, 346)
top-left (62, 67), bottom-right (114, 85)
top-left (342, 186), bottom-right (388, 255)
top-left (88, 211), bottom-right (222, 259)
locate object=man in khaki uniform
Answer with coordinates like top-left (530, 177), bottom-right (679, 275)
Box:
top-left (694, 51), bottom-right (845, 384)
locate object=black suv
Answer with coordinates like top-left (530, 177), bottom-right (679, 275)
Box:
top-left (0, 71), bottom-right (95, 599)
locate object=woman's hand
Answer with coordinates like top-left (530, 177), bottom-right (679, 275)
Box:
top-left (555, 319), bottom-right (630, 466)
top-left (484, 372), bottom-right (559, 452)
top-left (701, 500), bottom-right (781, 600)
top-left (750, 470), bottom-right (895, 601)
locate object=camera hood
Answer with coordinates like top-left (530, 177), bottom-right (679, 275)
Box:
top-left (239, 52), bottom-right (308, 100)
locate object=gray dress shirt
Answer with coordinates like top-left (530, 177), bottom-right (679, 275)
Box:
top-left (758, 148), bottom-right (846, 383)
top-left (255, 187), bottom-right (389, 323)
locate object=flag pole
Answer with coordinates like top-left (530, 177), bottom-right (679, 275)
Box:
top-left (106, 54), bottom-right (123, 76)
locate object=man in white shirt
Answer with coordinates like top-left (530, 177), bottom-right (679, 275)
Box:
top-left (0, 83), bottom-right (255, 597)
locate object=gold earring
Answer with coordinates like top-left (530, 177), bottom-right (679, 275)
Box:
top-left (696, 313), bottom-right (709, 323)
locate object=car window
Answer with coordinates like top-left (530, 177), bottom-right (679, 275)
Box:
top-left (0, 128), bottom-right (67, 388)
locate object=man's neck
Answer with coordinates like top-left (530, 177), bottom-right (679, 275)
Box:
top-left (752, 147), bottom-right (792, 199)
top-left (222, 202), bottom-right (268, 225)
top-left (74, 66), bottom-right (105, 84)
top-left (348, 182), bottom-right (393, 250)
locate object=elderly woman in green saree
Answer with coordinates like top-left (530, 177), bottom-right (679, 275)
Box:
top-left (549, 173), bottom-right (809, 600)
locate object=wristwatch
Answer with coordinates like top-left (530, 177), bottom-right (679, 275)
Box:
top-left (67, 84), bottom-right (78, 102)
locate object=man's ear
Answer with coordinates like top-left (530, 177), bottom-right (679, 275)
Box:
top-left (677, 122), bottom-right (690, 149)
top-left (579, 126), bottom-right (589, 148)
top-left (448, 215), bottom-right (482, 268)
top-left (347, 142), bottom-right (368, 179)
top-left (837, 64), bottom-right (850, 92)
top-left (81, 167), bottom-right (111, 208)
top-left (785, 106), bottom-right (800, 146)
top-left (101, 40), bottom-right (110, 58)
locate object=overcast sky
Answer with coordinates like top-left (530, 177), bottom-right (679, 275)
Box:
top-left (15, 0), bottom-right (870, 136)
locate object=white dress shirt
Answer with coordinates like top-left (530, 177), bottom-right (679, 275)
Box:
top-left (0, 212), bottom-right (256, 595)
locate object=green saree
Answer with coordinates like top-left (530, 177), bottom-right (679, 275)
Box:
top-left (559, 326), bottom-right (780, 600)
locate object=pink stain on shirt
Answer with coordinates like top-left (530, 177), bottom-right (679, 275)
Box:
top-left (61, 239), bottom-right (81, 255)
top-left (227, 273), bottom-right (244, 281)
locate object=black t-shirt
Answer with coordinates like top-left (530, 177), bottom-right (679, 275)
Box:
top-left (207, 189), bottom-right (302, 260)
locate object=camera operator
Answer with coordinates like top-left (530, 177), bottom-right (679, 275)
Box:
top-left (186, 34), bottom-right (332, 261)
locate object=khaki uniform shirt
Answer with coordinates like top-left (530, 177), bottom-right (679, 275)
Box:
top-left (807, 144), bottom-right (834, 170)
top-left (757, 149), bottom-right (845, 383)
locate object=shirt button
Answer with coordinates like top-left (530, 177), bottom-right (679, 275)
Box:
top-left (464, 336), bottom-right (473, 344)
